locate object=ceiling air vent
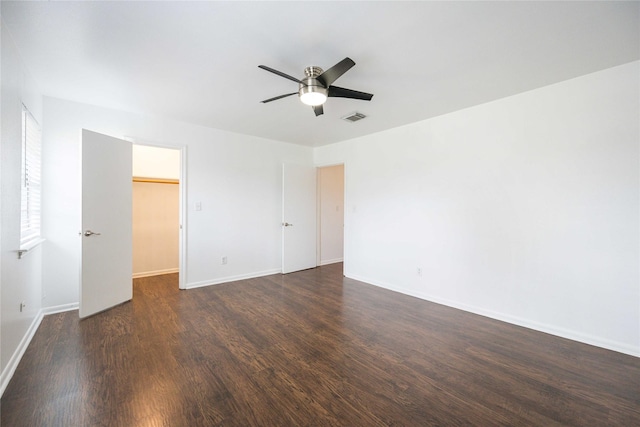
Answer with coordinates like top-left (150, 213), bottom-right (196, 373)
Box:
top-left (342, 112), bottom-right (367, 123)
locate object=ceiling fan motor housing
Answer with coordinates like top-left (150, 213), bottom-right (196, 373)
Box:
top-left (299, 66), bottom-right (328, 104)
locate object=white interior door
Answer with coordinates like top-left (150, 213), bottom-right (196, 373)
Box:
top-left (282, 163), bottom-right (317, 274)
top-left (80, 129), bottom-right (132, 318)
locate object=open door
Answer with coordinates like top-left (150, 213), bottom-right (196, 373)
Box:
top-left (80, 129), bottom-right (132, 318)
top-left (282, 163), bottom-right (317, 274)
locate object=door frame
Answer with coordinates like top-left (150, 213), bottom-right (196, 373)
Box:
top-left (129, 139), bottom-right (188, 290)
top-left (315, 162), bottom-right (346, 268)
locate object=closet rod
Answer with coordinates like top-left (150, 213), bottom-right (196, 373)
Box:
top-left (133, 177), bottom-right (179, 184)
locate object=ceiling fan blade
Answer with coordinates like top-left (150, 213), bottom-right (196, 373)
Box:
top-left (313, 105), bottom-right (324, 116)
top-left (261, 92), bottom-right (297, 103)
top-left (328, 86), bottom-right (374, 101)
top-left (258, 65), bottom-right (304, 84)
top-left (317, 57), bottom-right (355, 87)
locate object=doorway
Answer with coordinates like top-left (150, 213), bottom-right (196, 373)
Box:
top-left (317, 164), bottom-right (345, 267)
top-left (132, 144), bottom-right (185, 288)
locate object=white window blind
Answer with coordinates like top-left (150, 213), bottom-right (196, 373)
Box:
top-left (20, 106), bottom-right (42, 249)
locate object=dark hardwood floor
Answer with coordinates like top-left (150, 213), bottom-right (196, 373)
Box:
top-left (2, 263), bottom-right (639, 426)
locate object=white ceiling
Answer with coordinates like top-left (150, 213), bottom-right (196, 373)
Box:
top-left (2, 1), bottom-right (638, 147)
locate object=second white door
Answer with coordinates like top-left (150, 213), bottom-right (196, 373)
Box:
top-left (282, 163), bottom-right (317, 274)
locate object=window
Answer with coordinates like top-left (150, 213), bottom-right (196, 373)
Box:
top-left (20, 106), bottom-right (42, 249)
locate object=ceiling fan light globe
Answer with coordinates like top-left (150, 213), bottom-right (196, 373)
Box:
top-left (300, 91), bottom-right (327, 106)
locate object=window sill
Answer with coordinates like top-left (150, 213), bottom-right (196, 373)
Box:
top-left (18, 238), bottom-right (45, 259)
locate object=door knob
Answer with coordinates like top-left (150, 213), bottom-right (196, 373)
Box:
top-left (83, 230), bottom-right (102, 237)
top-left (282, 222), bottom-right (293, 227)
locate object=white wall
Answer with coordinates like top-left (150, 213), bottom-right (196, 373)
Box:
top-left (132, 181), bottom-right (179, 277)
top-left (1, 19), bottom-right (44, 389)
top-left (42, 97), bottom-right (312, 306)
top-left (132, 144), bottom-right (180, 180)
top-left (315, 61), bottom-right (640, 356)
top-left (318, 165), bottom-right (344, 265)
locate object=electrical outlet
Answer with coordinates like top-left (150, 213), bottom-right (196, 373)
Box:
top-left (20, 302), bottom-right (25, 312)
top-left (222, 256), bottom-right (227, 265)
top-left (417, 268), bottom-right (422, 277)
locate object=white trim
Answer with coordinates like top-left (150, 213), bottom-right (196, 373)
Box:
top-left (133, 268), bottom-right (179, 279)
top-left (19, 237), bottom-right (45, 252)
top-left (16, 237), bottom-right (45, 259)
top-left (185, 268), bottom-right (281, 289)
top-left (0, 311), bottom-right (43, 397)
top-left (41, 303), bottom-right (79, 315)
top-left (346, 273), bottom-right (640, 358)
top-left (178, 146), bottom-right (187, 290)
top-left (319, 258), bottom-right (343, 266)
top-left (1, 303), bottom-right (79, 397)
top-left (0, 303), bottom-right (80, 397)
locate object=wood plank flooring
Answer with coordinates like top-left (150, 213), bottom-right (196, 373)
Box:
top-left (2, 263), bottom-right (639, 426)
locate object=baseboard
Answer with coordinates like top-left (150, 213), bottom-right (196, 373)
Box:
top-left (347, 273), bottom-right (640, 358)
top-left (0, 302), bottom-right (80, 398)
top-left (319, 258), bottom-right (343, 266)
top-left (0, 310), bottom-right (43, 397)
top-left (186, 268), bottom-right (281, 289)
top-left (133, 268), bottom-right (179, 279)
top-left (41, 302), bottom-right (79, 315)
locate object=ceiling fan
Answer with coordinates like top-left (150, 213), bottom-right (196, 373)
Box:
top-left (258, 57), bottom-right (373, 116)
